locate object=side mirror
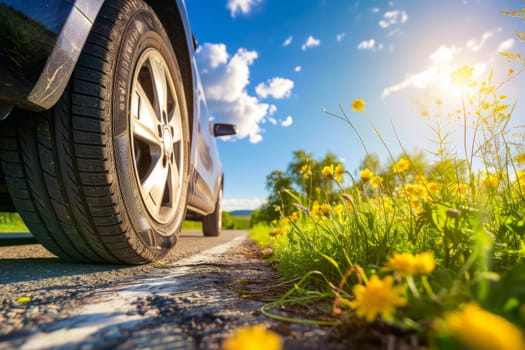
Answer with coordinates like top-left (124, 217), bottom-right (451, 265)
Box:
top-left (213, 123), bottom-right (236, 137)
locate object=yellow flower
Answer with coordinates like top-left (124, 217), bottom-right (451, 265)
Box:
top-left (16, 296), bottom-right (31, 303)
top-left (415, 174), bottom-right (426, 184)
top-left (320, 203), bottom-right (332, 217)
top-left (334, 204), bottom-right (344, 215)
top-left (360, 168), bottom-right (374, 182)
top-left (382, 252), bottom-right (415, 277)
top-left (515, 153), bottom-right (525, 164)
top-left (404, 184), bottom-right (416, 196)
top-left (370, 176), bottom-right (383, 188)
top-left (427, 182), bottom-right (440, 193)
top-left (349, 275), bottom-right (406, 322)
top-left (300, 164), bottom-right (312, 179)
top-left (322, 165), bottom-right (333, 177)
top-left (223, 325), bottom-right (282, 350)
top-left (310, 201), bottom-right (320, 218)
top-left (392, 158), bottom-right (410, 173)
top-left (413, 252), bottom-right (435, 275)
top-left (456, 183), bottom-right (469, 195)
top-left (288, 212), bottom-right (298, 221)
top-left (351, 98), bottom-right (366, 112)
top-left (483, 173), bottom-right (499, 188)
top-left (334, 164), bottom-right (345, 182)
top-left (414, 184), bottom-right (426, 196)
top-left (451, 65), bottom-right (474, 87)
top-left (269, 228), bottom-right (286, 236)
top-left (438, 303), bottom-right (525, 350)
top-left (435, 99), bottom-right (443, 105)
top-left (410, 196), bottom-right (421, 209)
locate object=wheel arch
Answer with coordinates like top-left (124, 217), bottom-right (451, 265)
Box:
top-left (144, 0), bottom-right (195, 142)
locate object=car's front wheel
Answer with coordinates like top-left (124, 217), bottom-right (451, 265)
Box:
top-left (0, 0), bottom-right (189, 263)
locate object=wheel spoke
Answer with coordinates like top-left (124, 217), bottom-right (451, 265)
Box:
top-left (169, 104), bottom-right (182, 143)
top-left (132, 83), bottom-right (161, 146)
top-left (141, 157), bottom-right (168, 212)
top-left (167, 159), bottom-right (181, 207)
top-left (149, 56), bottom-right (168, 118)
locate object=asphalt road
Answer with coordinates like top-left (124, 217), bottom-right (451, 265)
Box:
top-left (0, 230), bottom-right (246, 284)
top-left (0, 231), bottom-right (343, 350)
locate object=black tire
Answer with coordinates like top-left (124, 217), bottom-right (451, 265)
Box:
top-left (0, 0), bottom-right (190, 263)
top-left (203, 186), bottom-right (222, 237)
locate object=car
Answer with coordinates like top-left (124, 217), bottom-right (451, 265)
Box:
top-left (0, 0), bottom-right (236, 264)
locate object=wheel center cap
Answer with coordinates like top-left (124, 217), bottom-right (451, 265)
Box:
top-left (162, 129), bottom-right (172, 153)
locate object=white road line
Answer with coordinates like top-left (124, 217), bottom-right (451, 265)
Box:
top-left (20, 235), bottom-right (247, 350)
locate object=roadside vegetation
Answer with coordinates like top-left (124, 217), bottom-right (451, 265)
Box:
top-left (246, 9), bottom-right (525, 349)
top-left (0, 212), bottom-right (27, 232)
top-left (1, 212), bottom-right (249, 233)
top-left (182, 212), bottom-right (251, 231)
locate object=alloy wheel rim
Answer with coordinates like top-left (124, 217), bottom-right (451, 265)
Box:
top-left (129, 48), bottom-right (184, 224)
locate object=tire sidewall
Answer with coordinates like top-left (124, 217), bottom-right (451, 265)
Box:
top-left (112, 8), bottom-right (190, 248)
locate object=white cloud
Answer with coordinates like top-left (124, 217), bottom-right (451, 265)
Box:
top-left (281, 115), bottom-right (293, 127)
top-left (223, 198), bottom-right (266, 211)
top-left (336, 32), bottom-right (346, 42)
top-left (498, 38), bottom-right (515, 52)
top-left (430, 45), bottom-right (458, 64)
top-left (196, 43), bottom-right (294, 143)
top-left (357, 39), bottom-right (383, 51)
top-left (382, 68), bottom-right (439, 97)
top-left (379, 10), bottom-right (408, 28)
top-left (371, 7), bottom-right (380, 13)
top-left (294, 66), bottom-right (302, 72)
top-left (302, 36), bottom-right (321, 51)
top-left (255, 77), bottom-right (294, 99)
top-left (226, 0), bottom-right (263, 17)
top-left (196, 43), bottom-right (229, 71)
top-left (283, 35), bottom-right (293, 47)
top-left (466, 29), bottom-right (501, 52)
top-left (196, 43), bottom-right (269, 143)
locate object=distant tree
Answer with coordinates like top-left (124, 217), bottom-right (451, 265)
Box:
top-left (261, 170), bottom-right (294, 223)
top-left (221, 211), bottom-right (235, 229)
top-left (359, 153), bottom-right (381, 174)
top-left (258, 150), bottom-right (344, 223)
top-left (250, 209), bottom-right (265, 227)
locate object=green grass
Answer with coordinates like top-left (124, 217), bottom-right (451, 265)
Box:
top-left (182, 214), bottom-right (253, 231)
top-left (230, 215), bottom-right (251, 230)
top-left (0, 212), bottom-right (252, 234)
top-left (182, 220), bottom-right (203, 231)
top-left (249, 223), bottom-right (272, 248)
top-left (0, 212), bottom-right (28, 232)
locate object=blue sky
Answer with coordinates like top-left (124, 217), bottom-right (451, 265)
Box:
top-left (184, 0), bottom-right (525, 211)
